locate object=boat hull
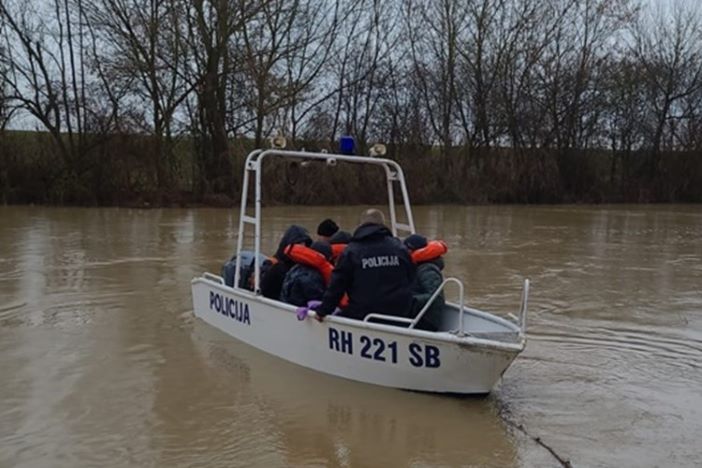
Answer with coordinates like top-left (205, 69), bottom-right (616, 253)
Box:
top-left (192, 276), bottom-right (522, 394)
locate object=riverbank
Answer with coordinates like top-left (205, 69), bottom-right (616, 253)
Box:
top-left (2, 132), bottom-right (701, 206)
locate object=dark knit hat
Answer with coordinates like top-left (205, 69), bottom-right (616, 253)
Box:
top-left (403, 234), bottom-right (428, 251)
top-left (317, 219), bottom-right (339, 237)
top-left (329, 230), bottom-right (352, 244)
top-left (310, 241), bottom-right (333, 261)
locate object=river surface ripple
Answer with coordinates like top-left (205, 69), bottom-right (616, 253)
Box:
top-left (0, 205), bottom-right (700, 468)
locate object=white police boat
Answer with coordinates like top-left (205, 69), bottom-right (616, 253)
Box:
top-left (191, 143), bottom-right (529, 395)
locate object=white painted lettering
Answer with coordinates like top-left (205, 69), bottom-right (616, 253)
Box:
top-left (361, 255), bottom-right (400, 269)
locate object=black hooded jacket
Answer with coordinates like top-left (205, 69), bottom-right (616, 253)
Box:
top-left (316, 223), bottom-right (416, 319)
top-left (260, 225), bottom-right (312, 299)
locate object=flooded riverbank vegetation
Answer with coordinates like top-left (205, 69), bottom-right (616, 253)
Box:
top-left (2, 131), bottom-right (700, 205)
top-left (2, 0), bottom-right (702, 206)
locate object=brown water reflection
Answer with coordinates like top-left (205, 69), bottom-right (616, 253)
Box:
top-left (1, 205), bottom-right (701, 467)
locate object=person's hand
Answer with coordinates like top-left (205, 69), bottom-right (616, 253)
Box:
top-left (307, 300), bottom-right (324, 322)
top-left (297, 301), bottom-right (324, 321)
top-left (296, 306), bottom-right (309, 321)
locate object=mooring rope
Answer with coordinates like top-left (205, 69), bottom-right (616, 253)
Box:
top-left (499, 404), bottom-right (573, 467)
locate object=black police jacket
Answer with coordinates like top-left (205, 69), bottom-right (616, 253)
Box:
top-left (316, 223), bottom-right (416, 320)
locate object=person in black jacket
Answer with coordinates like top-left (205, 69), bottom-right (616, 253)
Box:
top-left (260, 225), bottom-right (312, 299)
top-left (329, 230), bottom-right (352, 264)
top-left (280, 241), bottom-right (332, 306)
top-left (313, 209), bottom-right (416, 321)
top-left (404, 234), bottom-right (445, 332)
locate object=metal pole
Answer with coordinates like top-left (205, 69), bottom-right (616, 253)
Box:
top-left (385, 165), bottom-right (398, 236)
top-left (520, 279), bottom-right (530, 333)
top-left (233, 153), bottom-right (255, 289)
top-left (457, 278), bottom-right (465, 335)
top-left (254, 158), bottom-right (262, 293)
top-left (396, 167), bottom-right (415, 233)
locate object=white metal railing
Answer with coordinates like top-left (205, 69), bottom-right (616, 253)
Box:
top-left (233, 149), bottom-right (262, 291)
top-left (233, 148), bottom-right (417, 293)
top-left (363, 277), bottom-right (466, 332)
top-left (203, 272), bottom-right (224, 284)
top-left (362, 314), bottom-right (414, 326)
top-left (414, 277), bottom-right (465, 331)
top-left (508, 279), bottom-right (530, 334)
top-left (362, 278), bottom-right (530, 337)
top-left (519, 279), bottom-right (529, 333)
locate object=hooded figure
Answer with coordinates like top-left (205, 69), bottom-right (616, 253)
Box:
top-left (329, 230), bottom-right (352, 244)
top-left (404, 234), bottom-right (445, 332)
top-left (313, 209), bottom-right (415, 321)
top-left (280, 241), bottom-right (333, 306)
top-left (260, 225), bottom-right (312, 299)
top-left (329, 230), bottom-right (352, 263)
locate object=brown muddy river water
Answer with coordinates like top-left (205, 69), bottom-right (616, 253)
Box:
top-left (1, 205), bottom-right (701, 467)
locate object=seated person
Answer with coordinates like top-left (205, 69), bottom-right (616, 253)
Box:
top-left (260, 225), bottom-right (312, 299)
top-left (280, 241), bottom-right (333, 307)
top-left (316, 219), bottom-right (339, 242)
top-left (313, 209), bottom-right (416, 321)
top-left (404, 234), bottom-right (448, 332)
top-left (329, 230), bottom-right (352, 264)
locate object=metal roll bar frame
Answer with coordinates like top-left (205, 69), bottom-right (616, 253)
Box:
top-left (233, 149), bottom-right (417, 293)
top-left (226, 147), bottom-right (528, 337)
top-left (364, 277), bottom-right (466, 333)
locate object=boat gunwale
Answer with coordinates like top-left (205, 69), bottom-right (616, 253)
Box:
top-left (193, 275), bottom-right (526, 354)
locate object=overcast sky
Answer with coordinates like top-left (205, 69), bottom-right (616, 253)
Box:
top-left (647, 0), bottom-right (698, 10)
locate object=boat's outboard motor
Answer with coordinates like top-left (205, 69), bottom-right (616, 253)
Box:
top-left (222, 251), bottom-right (269, 289)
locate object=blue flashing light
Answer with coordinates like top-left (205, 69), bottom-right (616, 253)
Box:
top-left (339, 136), bottom-right (355, 155)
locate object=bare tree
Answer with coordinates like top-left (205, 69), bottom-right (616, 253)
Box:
top-left (405, 0), bottom-right (467, 155)
top-left (278, 0), bottom-right (340, 145)
top-left (630, 3), bottom-right (702, 174)
top-left (0, 13), bottom-right (12, 131)
top-left (0, 17), bottom-right (11, 204)
top-left (328, 0), bottom-right (400, 151)
top-left (369, 58), bottom-right (433, 148)
top-left (235, 0), bottom-right (303, 146)
top-left (602, 57), bottom-right (645, 184)
top-left (87, 0), bottom-right (198, 191)
top-left (675, 84), bottom-right (702, 152)
top-left (454, 0), bottom-right (501, 149)
top-left (531, 0), bottom-right (635, 152)
top-left (181, 0), bottom-right (261, 196)
top-left (486, 0), bottom-right (551, 150)
top-left (0, 1), bottom-right (92, 191)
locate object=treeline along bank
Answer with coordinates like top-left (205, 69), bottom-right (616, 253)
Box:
top-left (1, 0), bottom-right (701, 205)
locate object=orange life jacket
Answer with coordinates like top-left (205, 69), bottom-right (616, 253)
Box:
top-left (411, 240), bottom-right (448, 264)
top-left (330, 243), bottom-right (347, 261)
top-left (284, 244), bottom-right (333, 284)
top-left (284, 244), bottom-right (350, 308)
